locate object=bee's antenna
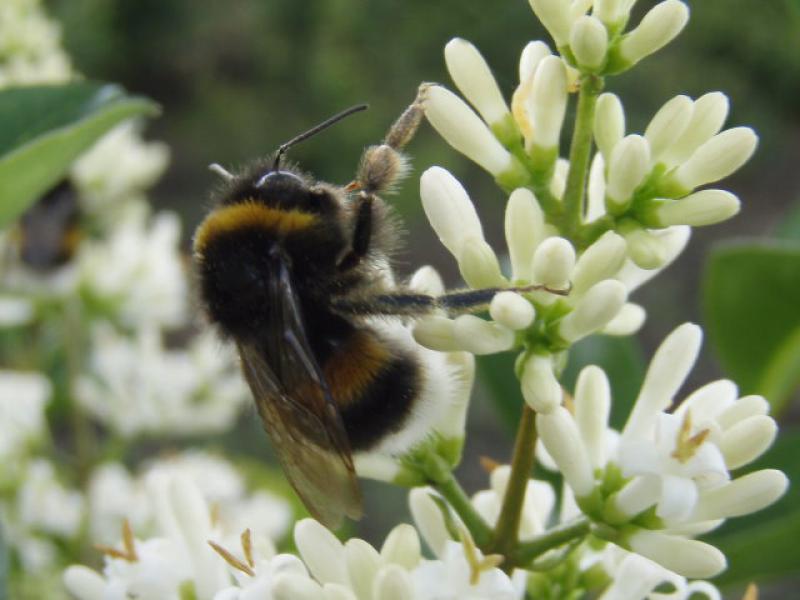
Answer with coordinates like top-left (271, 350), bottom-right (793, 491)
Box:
top-left (273, 103), bottom-right (369, 171)
top-left (209, 163), bottom-right (235, 180)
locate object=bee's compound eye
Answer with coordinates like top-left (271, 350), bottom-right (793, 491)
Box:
top-left (256, 170), bottom-right (303, 188)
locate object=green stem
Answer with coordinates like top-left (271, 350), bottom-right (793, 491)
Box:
top-left (488, 405), bottom-right (537, 562)
top-left (509, 517), bottom-right (592, 567)
top-left (433, 470), bottom-right (493, 548)
top-left (64, 298), bottom-right (95, 486)
top-left (561, 74), bottom-right (603, 240)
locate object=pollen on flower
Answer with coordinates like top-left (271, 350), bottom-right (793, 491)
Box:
top-left (459, 527), bottom-right (504, 586)
top-left (208, 533), bottom-right (256, 577)
top-left (671, 411), bottom-right (711, 464)
top-left (94, 519), bottom-right (138, 562)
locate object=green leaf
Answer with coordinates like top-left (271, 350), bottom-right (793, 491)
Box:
top-left (774, 200), bottom-right (800, 241)
top-left (562, 335), bottom-right (646, 429)
top-left (707, 429), bottom-right (800, 587)
top-left (703, 240), bottom-right (800, 415)
top-left (0, 82), bottom-right (159, 228)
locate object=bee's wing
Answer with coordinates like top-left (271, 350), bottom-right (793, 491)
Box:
top-left (237, 249), bottom-right (362, 528)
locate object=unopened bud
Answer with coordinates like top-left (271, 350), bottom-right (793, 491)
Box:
top-left (570, 16), bottom-right (608, 70)
top-left (594, 93), bottom-right (625, 162)
top-left (458, 238), bottom-right (507, 289)
top-left (424, 86), bottom-right (517, 176)
top-left (445, 38), bottom-right (510, 127)
top-left (453, 315), bottom-right (515, 355)
top-left (606, 135), bottom-right (651, 213)
top-left (490, 291), bottom-right (536, 330)
top-left (618, 1), bottom-right (689, 67)
top-left (532, 237), bottom-right (575, 287)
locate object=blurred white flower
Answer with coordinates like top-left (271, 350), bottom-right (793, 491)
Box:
top-left (17, 459), bottom-right (84, 538)
top-left (77, 202), bottom-right (188, 328)
top-left (75, 323), bottom-right (248, 438)
top-left (0, 370), bottom-right (50, 466)
top-left (71, 121), bottom-right (170, 215)
top-left (0, 0), bottom-right (72, 88)
top-left (88, 451), bottom-right (293, 548)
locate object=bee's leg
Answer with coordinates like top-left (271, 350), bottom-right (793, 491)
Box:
top-left (350, 84), bottom-right (429, 196)
top-left (339, 85), bottom-right (429, 272)
top-left (332, 284), bottom-right (569, 317)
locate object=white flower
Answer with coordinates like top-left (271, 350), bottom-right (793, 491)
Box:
top-left (0, 0), bottom-right (72, 88)
top-left (87, 451), bottom-right (293, 548)
top-left (71, 121), bottom-right (170, 215)
top-left (17, 460), bottom-right (84, 538)
top-left (75, 323), bottom-right (248, 438)
top-left (77, 202), bottom-right (188, 328)
top-left (0, 370), bottom-right (50, 465)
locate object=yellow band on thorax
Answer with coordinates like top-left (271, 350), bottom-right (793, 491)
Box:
top-left (194, 201), bottom-right (317, 253)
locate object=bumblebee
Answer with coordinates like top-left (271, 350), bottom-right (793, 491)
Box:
top-left (17, 180), bottom-right (81, 271)
top-left (193, 92), bottom-right (554, 527)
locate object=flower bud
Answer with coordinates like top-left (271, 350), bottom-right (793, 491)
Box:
top-left (616, 226), bottom-right (690, 289)
top-left (409, 265), bottom-right (445, 296)
top-left (610, 475), bottom-right (661, 520)
top-left (571, 231), bottom-right (627, 294)
top-left (518, 41), bottom-right (552, 83)
top-left (453, 315), bottom-right (515, 355)
top-left (549, 158), bottom-right (570, 199)
top-left (618, 0), bottom-right (689, 67)
top-left (521, 354), bottom-right (562, 413)
top-left (528, 0), bottom-right (573, 46)
top-left (622, 226), bottom-right (669, 270)
top-left (691, 469), bottom-right (788, 521)
top-left (557, 280), bottom-right (627, 342)
top-left (420, 166), bottom-right (483, 258)
top-left (672, 127), bottom-right (758, 191)
top-left (412, 317), bottom-right (460, 352)
top-left (528, 56), bottom-right (568, 150)
top-left (586, 152), bottom-right (607, 221)
top-left (574, 365), bottom-right (611, 468)
top-left (627, 530), bottom-right (726, 579)
top-left (445, 38), bottom-right (510, 126)
top-left (593, 0), bottom-right (624, 26)
top-left (651, 189), bottom-right (740, 227)
top-left (645, 95), bottom-right (694, 165)
top-left (458, 238), bottom-right (507, 289)
top-left (594, 93), bottom-right (625, 162)
top-left (537, 407), bottom-right (594, 496)
top-left (662, 92), bottom-right (729, 167)
top-left (718, 415), bottom-right (777, 469)
top-left (606, 134), bottom-right (651, 213)
top-left (532, 237), bottom-right (575, 287)
top-left (505, 187), bottom-right (546, 281)
top-left (424, 86), bottom-right (517, 176)
top-left (490, 291), bottom-right (536, 330)
top-left (570, 16), bottom-right (608, 70)
top-left (601, 302), bottom-right (646, 335)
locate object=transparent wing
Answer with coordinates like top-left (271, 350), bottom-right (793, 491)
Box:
top-left (237, 248), bottom-right (362, 528)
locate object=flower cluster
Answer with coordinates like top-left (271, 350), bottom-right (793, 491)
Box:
top-left (64, 474), bottom-right (518, 600)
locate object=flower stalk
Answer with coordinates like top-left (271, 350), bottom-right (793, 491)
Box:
top-left (488, 405), bottom-right (537, 565)
top-left (562, 74), bottom-right (603, 240)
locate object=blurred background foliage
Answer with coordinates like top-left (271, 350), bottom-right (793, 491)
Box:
top-left (43, 0), bottom-right (800, 595)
